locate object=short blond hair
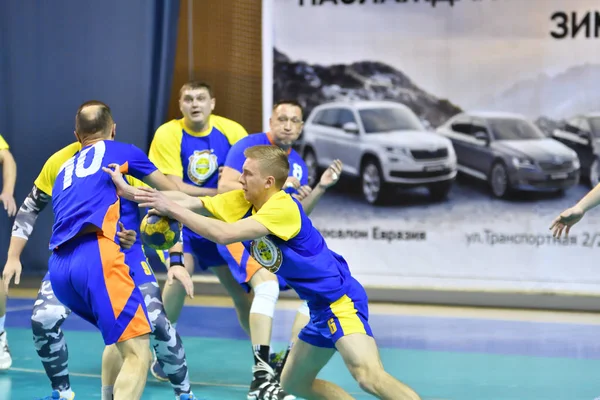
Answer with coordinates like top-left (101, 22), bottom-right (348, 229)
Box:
top-left (244, 145), bottom-right (290, 189)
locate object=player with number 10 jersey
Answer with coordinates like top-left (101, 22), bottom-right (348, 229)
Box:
top-left (49, 139), bottom-right (158, 345)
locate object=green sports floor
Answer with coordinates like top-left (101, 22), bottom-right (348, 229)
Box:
top-left (2, 292), bottom-right (600, 400)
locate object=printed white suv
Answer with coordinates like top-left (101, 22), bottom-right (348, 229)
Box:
top-left (301, 101), bottom-right (458, 204)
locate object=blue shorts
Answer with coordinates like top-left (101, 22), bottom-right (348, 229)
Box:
top-left (48, 233), bottom-right (152, 345)
top-left (142, 244), bottom-right (169, 274)
top-left (183, 227), bottom-right (226, 270)
top-left (44, 243), bottom-right (157, 287)
top-left (217, 243), bottom-right (290, 293)
top-left (299, 282), bottom-right (373, 349)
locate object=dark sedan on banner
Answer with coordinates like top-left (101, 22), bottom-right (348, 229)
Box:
top-left (436, 111), bottom-right (580, 198)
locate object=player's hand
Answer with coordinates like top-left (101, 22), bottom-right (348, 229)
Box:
top-left (167, 265), bottom-right (194, 298)
top-left (116, 222), bottom-right (136, 250)
top-left (549, 205), bottom-right (585, 238)
top-left (0, 192), bottom-right (17, 217)
top-left (135, 186), bottom-right (175, 217)
top-left (102, 164), bottom-right (129, 194)
top-left (2, 256), bottom-right (22, 294)
top-left (218, 166), bottom-right (224, 181)
top-left (284, 177), bottom-right (301, 190)
top-left (292, 185), bottom-right (312, 201)
top-left (318, 159), bottom-right (342, 189)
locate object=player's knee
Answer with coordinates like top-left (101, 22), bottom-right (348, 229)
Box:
top-left (31, 303), bottom-right (67, 332)
top-left (349, 364), bottom-right (384, 394)
top-left (250, 280), bottom-right (279, 318)
top-left (280, 374), bottom-right (306, 397)
top-left (149, 313), bottom-right (173, 342)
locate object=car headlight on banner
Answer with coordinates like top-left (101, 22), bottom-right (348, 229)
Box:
top-left (384, 146), bottom-right (412, 161)
top-left (447, 144), bottom-right (457, 162)
top-left (511, 157), bottom-right (536, 169)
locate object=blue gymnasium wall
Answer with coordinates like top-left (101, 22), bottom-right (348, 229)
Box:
top-left (0, 0), bottom-right (180, 275)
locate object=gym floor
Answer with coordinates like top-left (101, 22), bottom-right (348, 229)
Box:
top-left (2, 289), bottom-right (600, 400)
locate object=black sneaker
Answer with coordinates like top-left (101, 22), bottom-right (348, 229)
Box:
top-left (247, 359), bottom-right (295, 400)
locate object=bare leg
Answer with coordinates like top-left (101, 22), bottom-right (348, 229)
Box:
top-left (112, 334), bottom-right (151, 400)
top-left (274, 301), bottom-right (310, 379)
top-left (0, 280), bottom-right (10, 370)
top-left (280, 338), bottom-right (352, 400)
top-left (210, 265), bottom-right (252, 336)
top-left (336, 334), bottom-right (421, 400)
top-left (101, 345), bottom-right (122, 399)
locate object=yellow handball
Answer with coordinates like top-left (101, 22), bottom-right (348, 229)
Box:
top-left (140, 214), bottom-right (181, 250)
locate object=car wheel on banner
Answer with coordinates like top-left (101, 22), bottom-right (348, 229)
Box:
top-left (489, 162), bottom-right (510, 198)
top-left (589, 158), bottom-right (600, 188)
top-left (303, 148), bottom-right (320, 188)
top-left (361, 159), bottom-right (386, 205)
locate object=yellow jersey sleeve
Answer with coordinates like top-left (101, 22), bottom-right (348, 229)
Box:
top-left (148, 120), bottom-right (184, 178)
top-left (0, 135), bottom-right (9, 150)
top-left (34, 142), bottom-right (81, 196)
top-left (125, 176), bottom-right (150, 188)
top-left (200, 190), bottom-right (251, 223)
top-left (251, 191), bottom-right (301, 241)
top-left (211, 115), bottom-right (248, 145)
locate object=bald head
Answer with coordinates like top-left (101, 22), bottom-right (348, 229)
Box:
top-left (75, 100), bottom-right (114, 138)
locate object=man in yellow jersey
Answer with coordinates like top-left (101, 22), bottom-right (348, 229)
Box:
top-left (3, 139), bottom-right (197, 398)
top-left (218, 100), bottom-right (342, 399)
top-left (0, 133), bottom-right (17, 371)
top-left (107, 145), bottom-right (422, 400)
top-left (147, 81), bottom-right (251, 378)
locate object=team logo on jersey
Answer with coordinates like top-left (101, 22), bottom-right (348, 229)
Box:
top-left (250, 236), bottom-right (283, 273)
top-left (187, 150), bottom-right (218, 185)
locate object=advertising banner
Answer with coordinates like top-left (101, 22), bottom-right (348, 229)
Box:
top-left (264, 0), bottom-right (600, 294)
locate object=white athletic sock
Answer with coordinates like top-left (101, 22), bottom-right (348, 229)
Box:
top-left (101, 385), bottom-right (113, 400)
top-left (0, 315), bottom-right (5, 333)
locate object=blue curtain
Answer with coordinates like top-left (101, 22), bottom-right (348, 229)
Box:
top-left (0, 0), bottom-right (180, 275)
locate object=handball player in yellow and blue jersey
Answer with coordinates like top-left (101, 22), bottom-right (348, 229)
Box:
top-left (0, 133), bottom-right (17, 372)
top-left (218, 100), bottom-right (345, 399)
top-left (147, 81), bottom-right (254, 376)
top-left (107, 145), bottom-right (422, 400)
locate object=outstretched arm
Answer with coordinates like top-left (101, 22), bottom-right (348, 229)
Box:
top-left (3, 185), bottom-right (50, 292)
top-left (0, 149), bottom-right (17, 217)
top-left (134, 187), bottom-right (267, 244)
top-left (169, 207), bottom-right (269, 245)
top-left (549, 183), bottom-right (600, 238)
top-left (299, 159), bottom-right (342, 215)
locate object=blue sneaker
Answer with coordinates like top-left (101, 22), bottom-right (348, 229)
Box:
top-left (178, 394), bottom-right (199, 400)
top-left (38, 390), bottom-right (75, 400)
top-left (150, 350), bottom-right (169, 382)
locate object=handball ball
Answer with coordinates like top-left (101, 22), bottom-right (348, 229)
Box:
top-left (140, 214), bottom-right (181, 250)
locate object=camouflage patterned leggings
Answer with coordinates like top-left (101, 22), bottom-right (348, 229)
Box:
top-left (31, 279), bottom-right (192, 395)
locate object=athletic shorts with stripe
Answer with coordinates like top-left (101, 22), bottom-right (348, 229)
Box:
top-left (299, 280), bottom-right (373, 349)
top-left (48, 233), bottom-right (152, 345)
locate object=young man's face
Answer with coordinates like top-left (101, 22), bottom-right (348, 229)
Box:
top-left (239, 158), bottom-right (273, 203)
top-left (179, 87), bottom-right (215, 128)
